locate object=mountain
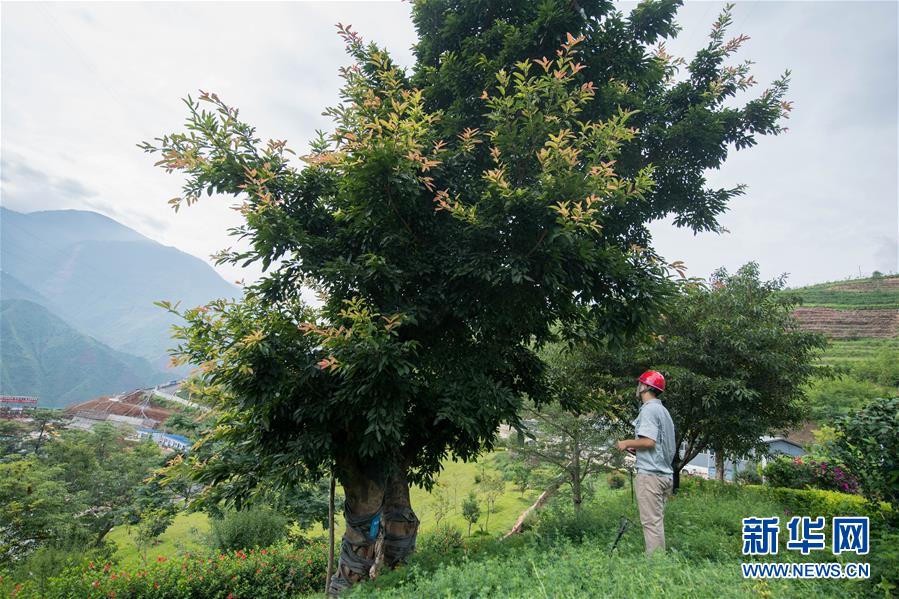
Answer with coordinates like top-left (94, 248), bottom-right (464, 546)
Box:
top-left (0, 270), bottom-right (48, 304)
top-left (0, 299), bottom-right (171, 408)
top-left (0, 207), bottom-right (238, 370)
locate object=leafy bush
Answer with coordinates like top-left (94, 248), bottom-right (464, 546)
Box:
top-left (415, 525), bottom-right (464, 562)
top-left (6, 543), bottom-right (115, 597)
top-left (735, 467), bottom-right (762, 485)
top-left (829, 397), bottom-right (899, 511)
top-left (208, 507), bottom-right (289, 553)
top-left (746, 485), bottom-right (884, 520)
top-left (7, 541), bottom-right (327, 599)
top-left (763, 456), bottom-right (816, 489)
top-left (606, 472), bottom-right (626, 489)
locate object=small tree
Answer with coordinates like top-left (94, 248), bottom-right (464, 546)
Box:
top-left (461, 492), bottom-right (481, 537)
top-left (511, 342), bottom-right (629, 510)
top-left (134, 507), bottom-right (176, 564)
top-left (479, 471), bottom-right (505, 533)
top-left (657, 264), bottom-right (828, 489)
top-left (829, 397), bottom-right (899, 514)
top-left (431, 485), bottom-right (453, 528)
top-left (510, 463), bottom-right (531, 496)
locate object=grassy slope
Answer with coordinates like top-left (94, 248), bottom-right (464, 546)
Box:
top-left (108, 453), bottom-right (540, 568)
top-left (787, 274), bottom-right (899, 310)
top-left (819, 338), bottom-right (899, 367)
top-left (346, 483), bottom-right (881, 599)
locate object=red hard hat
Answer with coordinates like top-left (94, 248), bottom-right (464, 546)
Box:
top-left (638, 370), bottom-right (665, 392)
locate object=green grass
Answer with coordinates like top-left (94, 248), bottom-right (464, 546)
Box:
top-left (108, 453), bottom-right (540, 567)
top-left (345, 482), bottom-right (883, 599)
top-left (786, 275), bottom-right (899, 310)
top-left (107, 511), bottom-right (211, 569)
top-left (819, 338), bottom-right (899, 367)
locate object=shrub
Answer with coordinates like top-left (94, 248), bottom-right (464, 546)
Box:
top-left (735, 467), bottom-right (762, 485)
top-left (829, 397), bottom-right (899, 511)
top-left (416, 525), bottom-right (464, 561)
top-left (746, 485), bottom-right (884, 520)
top-left (762, 455), bottom-right (860, 494)
top-left (208, 507), bottom-right (289, 553)
top-left (9, 541), bottom-right (328, 599)
top-left (606, 472), bottom-right (626, 489)
top-left (762, 456), bottom-right (817, 489)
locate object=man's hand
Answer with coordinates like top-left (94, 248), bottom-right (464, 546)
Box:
top-left (616, 440), bottom-right (630, 452)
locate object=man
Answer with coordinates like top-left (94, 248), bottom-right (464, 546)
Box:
top-left (616, 370), bottom-right (675, 555)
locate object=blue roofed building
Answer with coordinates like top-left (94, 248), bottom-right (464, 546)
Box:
top-left (136, 428), bottom-right (192, 452)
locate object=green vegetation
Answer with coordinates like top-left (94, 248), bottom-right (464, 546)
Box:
top-left (209, 507), bottom-right (290, 553)
top-left (106, 512), bottom-right (211, 570)
top-left (347, 482), bottom-right (887, 599)
top-left (106, 455), bottom-right (539, 568)
top-left (6, 479), bottom-right (893, 598)
top-left (787, 275), bottom-right (899, 310)
top-left (820, 338), bottom-right (899, 368)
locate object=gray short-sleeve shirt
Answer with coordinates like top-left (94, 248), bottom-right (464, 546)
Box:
top-left (632, 398), bottom-right (675, 477)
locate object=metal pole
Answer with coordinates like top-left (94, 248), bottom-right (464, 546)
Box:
top-left (326, 473), bottom-right (336, 595)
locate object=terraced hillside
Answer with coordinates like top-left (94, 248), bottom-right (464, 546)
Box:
top-left (789, 275), bottom-right (899, 340)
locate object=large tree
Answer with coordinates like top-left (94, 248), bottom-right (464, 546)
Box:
top-left (653, 264), bottom-right (827, 489)
top-left (583, 263), bottom-right (828, 490)
top-left (143, 1), bottom-right (789, 592)
top-left (412, 0), bottom-right (791, 239)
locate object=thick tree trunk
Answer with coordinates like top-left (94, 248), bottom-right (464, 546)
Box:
top-left (381, 463), bottom-right (419, 570)
top-left (328, 454), bottom-right (418, 596)
top-left (715, 450), bottom-right (725, 482)
top-left (328, 456), bottom-right (387, 596)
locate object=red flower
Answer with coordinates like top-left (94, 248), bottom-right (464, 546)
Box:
top-left (89, 562), bottom-right (95, 570)
top-left (157, 556), bottom-right (167, 563)
top-left (92, 580), bottom-right (100, 588)
top-left (227, 594), bottom-right (234, 599)
top-left (103, 563), bottom-right (111, 573)
top-left (260, 549), bottom-right (267, 555)
top-left (154, 582), bottom-right (159, 589)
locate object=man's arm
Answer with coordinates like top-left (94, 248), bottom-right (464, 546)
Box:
top-left (616, 436), bottom-right (656, 451)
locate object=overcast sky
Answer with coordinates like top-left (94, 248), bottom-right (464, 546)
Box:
top-left (2, 1), bottom-right (897, 289)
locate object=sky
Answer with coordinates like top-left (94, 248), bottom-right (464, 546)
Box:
top-left (1, 1), bottom-right (897, 289)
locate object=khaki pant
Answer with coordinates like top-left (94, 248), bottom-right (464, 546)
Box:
top-left (635, 473), bottom-right (673, 555)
